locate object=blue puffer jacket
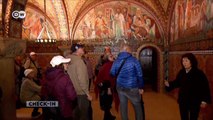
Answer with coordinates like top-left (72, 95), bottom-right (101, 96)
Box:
top-left (110, 52), bottom-right (144, 89)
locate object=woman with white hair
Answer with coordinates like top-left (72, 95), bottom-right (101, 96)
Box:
top-left (20, 69), bottom-right (41, 118)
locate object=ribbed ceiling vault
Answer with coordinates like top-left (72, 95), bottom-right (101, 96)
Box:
top-left (5, 0), bottom-right (175, 41)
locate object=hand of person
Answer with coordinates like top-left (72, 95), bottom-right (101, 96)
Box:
top-left (87, 94), bottom-right (93, 101)
top-left (164, 80), bottom-right (170, 87)
top-left (139, 89), bottom-right (144, 95)
top-left (200, 101), bottom-right (207, 108)
top-left (107, 88), bottom-right (112, 95)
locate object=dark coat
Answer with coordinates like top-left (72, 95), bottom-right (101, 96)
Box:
top-left (166, 68), bottom-right (211, 105)
top-left (95, 61), bottom-right (119, 111)
top-left (95, 61), bottom-right (116, 91)
top-left (45, 67), bottom-right (77, 118)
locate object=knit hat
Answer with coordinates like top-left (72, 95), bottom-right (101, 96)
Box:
top-left (50, 55), bottom-right (71, 67)
top-left (24, 69), bottom-right (34, 77)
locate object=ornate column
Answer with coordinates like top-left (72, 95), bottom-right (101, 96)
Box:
top-left (0, 37), bottom-right (26, 120)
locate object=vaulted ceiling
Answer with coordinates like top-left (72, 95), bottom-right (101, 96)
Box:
top-left (21, 0), bottom-right (174, 41)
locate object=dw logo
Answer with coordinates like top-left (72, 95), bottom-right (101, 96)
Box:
top-left (12, 10), bottom-right (26, 19)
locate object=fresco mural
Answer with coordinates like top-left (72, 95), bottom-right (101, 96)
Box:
top-left (0, 0), bottom-right (2, 22)
top-left (0, 0), bottom-right (2, 36)
top-left (74, 1), bottom-right (162, 44)
top-left (170, 0), bottom-right (213, 43)
top-left (22, 8), bottom-right (57, 40)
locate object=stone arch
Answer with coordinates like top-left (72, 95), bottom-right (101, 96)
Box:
top-left (137, 43), bottom-right (164, 92)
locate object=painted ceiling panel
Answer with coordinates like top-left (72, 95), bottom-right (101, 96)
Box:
top-left (52, 0), bottom-right (69, 40)
top-left (26, 0), bottom-right (69, 40)
top-left (64, 0), bottom-right (86, 36)
top-left (64, 0), bottom-right (80, 36)
top-left (23, 0), bottom-right (168, 40)
top-left (22, 7), bottom-right (57, 40)
top-left (28, 0), bottom-right (44, 11)
top-left (158, 0), bottom-right (170, 12)
top-left (140, 0), bottom-right (158, 13)
top-left (0, 0), bottom-right (2, 21)
top-left (74, 1), bottom-right (163, 44)
top-left (27, 0), bottom-right (58, 28)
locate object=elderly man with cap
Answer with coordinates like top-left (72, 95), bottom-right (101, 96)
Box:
top-left (67, 43), bottom-right (92, 120)
top-left (24, 52), bottom-right (42, 84)
top-left (44, 55), bottom-right (77, 119)
top-left (20, 69), bottom-right (41, 118)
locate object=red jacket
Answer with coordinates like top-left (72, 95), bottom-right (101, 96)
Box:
top-left (95, 61), bottom-right (119, 111)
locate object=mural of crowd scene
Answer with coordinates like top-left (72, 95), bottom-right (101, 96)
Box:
top-left (170, 0), bottom-right (213, 43)
top-left (74, 1), bottom-right (162, 44)
top-left (22, 8), bottom-right (57, 40)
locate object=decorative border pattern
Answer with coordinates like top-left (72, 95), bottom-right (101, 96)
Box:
top-left (170, 39), bottom-right (213, 51)
top-left (169, 50), bottom-right (213, 55)
top-left (4, 0), bottom-right (13, 37)
top-left (52, 0), bottom-right (69, 40)
top-left (68, 0), bottom-right (86, 37)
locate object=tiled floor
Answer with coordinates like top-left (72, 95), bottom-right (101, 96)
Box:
top-left (16, 90), bottom-right (181, 120)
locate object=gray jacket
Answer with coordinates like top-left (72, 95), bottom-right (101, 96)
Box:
top-left (67, 54), bottom-right (89, 95)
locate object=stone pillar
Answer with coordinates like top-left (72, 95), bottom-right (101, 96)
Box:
top-left (0, 37), bottom-right (26, 120)
top-left (0, 58), bottom-right (16, 120)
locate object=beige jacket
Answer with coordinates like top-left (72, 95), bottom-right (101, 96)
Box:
top-left (67, 54), bottom-right (89, 95)
top-left (20, 78), bottom-right (41, 103)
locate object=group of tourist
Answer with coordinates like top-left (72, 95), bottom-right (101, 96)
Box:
top-left (14, 43), bottom-right (211, 120)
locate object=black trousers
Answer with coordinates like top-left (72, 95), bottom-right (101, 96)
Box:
top-left (88, 101), bottom-right (93, 120)
top-left (99, 90), bottom-right (113, 111)
top-left (99, 90), bottom-right (115, 120)
top-left (141, 97), bottom-right (145, 120)
top-left (179, 102), bottom-right (200, 120)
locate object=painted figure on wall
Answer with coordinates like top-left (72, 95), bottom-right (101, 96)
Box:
top-left (184, 0), bottom-right (192, 29)
top-left (95, 11), bottom-right (110, 40)
top-left (22, 12), bottom-right (43, 39)
top-left (113, 7), bottom-right (125, 39)
top-left (82, 14), bottom-right (95, 39)
top-left (131, 8), bottom-right (149, 40)
top-left (22, 9), bottom-right (56, 40)
top-left (204, 0), bottom-right (213, 30)
top-left (143, 14), bottom-right (156, 40)
top-left (170, 15), bottom-right (175, 43)
top-left (105, 8), bottom-right (114, 37)
top-left (174, 3), bottom-right (179, 41)
top-left (133, 8), bottom-right (157, 41)
top-left (170, 0), bottom-right (213, 43)
top-left (122, 7), bottom-right (132, 38)
top-left (178, 1), bottom-right (185, 36)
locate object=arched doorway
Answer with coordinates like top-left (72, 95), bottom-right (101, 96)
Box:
top-left (139, 47), bottom-right (158, 91)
